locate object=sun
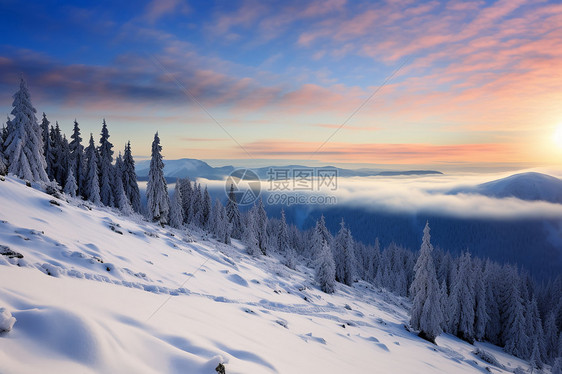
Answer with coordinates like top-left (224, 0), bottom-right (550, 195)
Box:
top-left (553, 124), bottom-right (562, 149)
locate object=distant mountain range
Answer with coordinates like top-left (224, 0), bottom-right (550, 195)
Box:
top-left (135, 158), bottom-right (443, 182)
top-left (449, 172), bottom-right (562, 204)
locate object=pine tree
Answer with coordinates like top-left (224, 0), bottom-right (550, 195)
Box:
top-left (333, 219), bottom-right (355, 286)
top-left (255, 198), bottom-right (268, 254)
top-left (473, 260), bottom-right (488, 341)
top-left (84, 134), bottom-right (101, 204)
top-left (98, 119), bottom-right (114, 206)
top-left (316, 239), bottom-right (336, 294)
top-left (544, 311), bottom-right (559, 362)
top-left (69, 119), bottom-right (86, 196)
top-left (410, 222), bottom-right (443, 343)
top-left (243, 208), bottom-right (260, 256)
top-left (64, 167), bottom-right (78, 197)
top-left (169, 180), bottom-right (184, 229)
top-left (192, 183), bottom-right (202, 225)
top-left (201, 186), bottom-right (212, 229)
top-left (179, 178), bottom-right (193, 223)
top-left (113, 155), bottom-right (133, 215)
top-left (552, 357), bottom-right (562, 374)
top-left (49, 122), bottom-right (64, 186)
top-left (312, 215), bottom-right (332, 260)
top-left (40, 113), bottom-right (53, 179)
top-left (146, 132), bottom-right (169, 224)
top-left (448, 251), bottom-right (476, 343)
top-left (367, 238), bottom-right (381, 283)
top-left (226, 184), bottom-right (242, 238)
top-left (503, 276), bottom-right (529, 358)
top-left (212, 198), bottom-right (230, 244)
top-left (277, 209), bottom-right (289, 253)
top-left (529, 340), bottom-right (542, 372)
top-left (122, 141), bottom-right (141, 213)
top-left (4, 78), bottom-right (48, 182)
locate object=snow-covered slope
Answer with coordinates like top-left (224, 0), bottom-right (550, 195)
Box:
top-left (0, 176), bottom-right (532, 373)
top-left (451, 172), bottom-right (562, 203)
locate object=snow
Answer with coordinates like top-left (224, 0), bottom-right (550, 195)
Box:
top-left (0, 176), bottom-right (534, 373)
top-left (0, 307), bottom-right (16, 332)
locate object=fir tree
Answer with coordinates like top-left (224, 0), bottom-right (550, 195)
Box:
top-left (333, 219), bottom-right (355, 286)
top-left (226, 184), bottom-right (242, 238)
top-left (503, 277), bottom-right (529, 358)
top-left (409, 222), bottom-right (443, 343)
top-left (4, 78), bottom-right (48, 182)
top-left (98, 119), bottom-right (114, 206)
top-left (255, 198), bottom-right (268, 254)
top-left (544, 312), bottom-right (559, 362)
top-left (146, 132), bottom-right (169, 224)
top-left (64, 167), bottom-right (78, 197)
top-left (552, 357), bottom-right (562, 374)
top-left (113, 155), bottom-right (133, 215)
top-left (49, 122), bottom-right (64, 186)
top-left (169, 180), bottom-right (184, 229)
top-left (448, 251), bottom-right (476, 343)
top-left (122, 141), bottom-right (141, 213)
top-left (212, 198), bottom-right (230, 244)
top-left (40, 113), bottom-right (53, 179)
top-left (84, 134), bottom-right (101, 204)
top-left (179, 178), bottom-right (193, 223)
top-left (312, 215), bottom-right (332, 260)
top-left (316, 239), bottom-right (336, 294)
top-left (201, 186), bottom-right (212, 229)
top-left (69, 119), bottom-right (85, 196)
top-left (243, 208), bottom-right (260, 256)
top-left (473, 260), bottom-right (488, 341)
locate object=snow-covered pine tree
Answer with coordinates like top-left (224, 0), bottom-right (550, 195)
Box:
top-left (367, 238), bottom-right (381, 283)
top-left (243, 207), bottom-right (260, 256)
top-left (484, 260), bottom-right (502, 344)
top-left (201, 186), bottom-right (212, 229)
top-left (49, 122), bottom-right (64, 186)
top-left (448, 251), bottom-right (476, 343)
top-left (69, 119), bottom-right (86, 196)
top-left (277, 209), bottom-right (289, 254)
top-left (333, 219), bottom-right (355, 286)
top-left (4, 78), bottom-right (48, 182)
top-left (212, 198), bottom-right (230, 244)
top-left (529, 340), bottom-right (542, 372)
top-left (98, 119), bottom-right (114, 207)
top-left (502, 272), bottom-right (529, 358)
top-left (146, 132), bottom-right (169, 224)
top-left (84, 134), bottom-right (101, 205)
top-left (169, 180), bottom-right (184, 229)
top-left (64, 167), bottom-right (78, 197)
top-left (60, 135), bottom-right (71, 187)
top-left (113, 154), bottom-right (133, 215)
top-left (409, 222), bottom-right (443, 343)
top-left (226, 184), bottom-right (242, 238)
top-left (179, 178), bottom-right (193, 224)
top-left (544, 312), bottom-right (559, 362)
top-left (526, 297), bottom-right (546, 363)
top-left (552, 358), bottom-right (562, 374)
top-left (311, 215), bottom-right (332, 260)
top-left (472, 259), bottom-right (488, 341)
top-left (255, 198), bottom-right (268, 254)
top-left (315, 239), bottom-right (336, 294)
top-left (40, 113), bottom-right (53, 179)
top-left (122, 141), bottom-right (141, 213)
top-left (192, 183), bottom-right (202, 226)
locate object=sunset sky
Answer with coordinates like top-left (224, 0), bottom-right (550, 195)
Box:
top-left (1, 0), bottom-right (561, 171)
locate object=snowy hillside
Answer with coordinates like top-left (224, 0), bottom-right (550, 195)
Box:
top-left (0, 176), bottom-right (534, 373)
top-left (451, 172), bottom-right (562, 204)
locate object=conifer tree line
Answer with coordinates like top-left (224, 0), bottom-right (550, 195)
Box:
top-left (2, 79), bottom-right (561, 368)
top-left (0, 78), bottom-right (140, 213)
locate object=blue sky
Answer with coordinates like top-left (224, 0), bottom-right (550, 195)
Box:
top-left (1, 0), bottom-right (562, 170)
